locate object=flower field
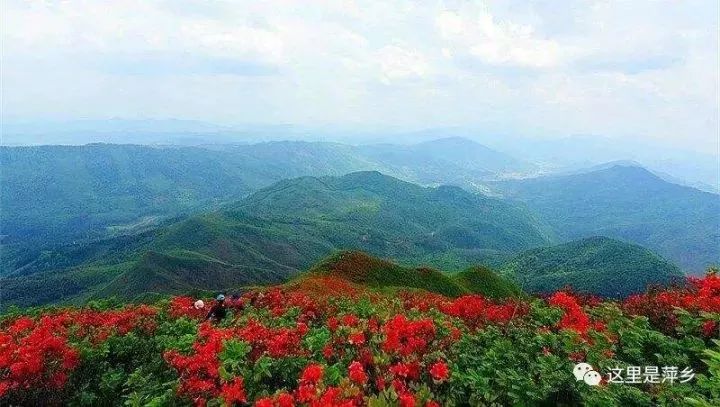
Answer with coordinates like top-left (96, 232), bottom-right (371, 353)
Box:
top-left (1, 274), bottom-right (719, 406)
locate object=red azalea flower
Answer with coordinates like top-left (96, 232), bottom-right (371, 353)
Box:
top-left (221, 378), bottom-right (247, 404)
top-left (375, 376), bottom-right (386, 390)
top-left (277, 392), bottom-right (295, 407)
top-left (255, 397), bottom-right (273, 407)
top-left (348, 331), bottom-right (366, 345)
top-left (300, 363), bottom-right (324, 384)
top-left (429, 361), bottom-right (449, 382)
top-left (348, 361), bottom-right (367, 385)
top-left (399, 392), bottom-right (416, 407)
top-left (341, 314), bottom-right (360, 327)
top-left (702, 320), bottom-right (718, 337)
top-left (390, 362), bottom-right (410, 378)
top-left (296, 384), bottom-right (316, 403)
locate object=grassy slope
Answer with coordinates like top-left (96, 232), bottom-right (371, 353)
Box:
top-left (297, 250), bottom-right (521, 299)
top-left (304, 251), bottom-right (469, 297)
top-left (452, 265), bottom-right (523, 299)
top-left (95, 251), bottom-right (289, 300)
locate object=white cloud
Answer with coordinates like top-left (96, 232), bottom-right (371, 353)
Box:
top-left (376, 45), bottom-right (429, 83)
top-left (436, 9), bottom-right (565, 68)
top-left (1, 0), bottom-right (717, 153)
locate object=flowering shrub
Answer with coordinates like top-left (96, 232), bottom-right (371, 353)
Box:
top-left (623, 274), bottom-right (720, 337)
top-left (1, 275), bottom-right (719, 405)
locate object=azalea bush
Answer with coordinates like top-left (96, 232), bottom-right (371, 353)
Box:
top-left (1, 275), bottom-right (719, 406)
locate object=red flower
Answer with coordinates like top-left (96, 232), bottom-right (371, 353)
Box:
top-left (375, 376), bottom-right (386, 390)
top-left (341, 314), bottom-right (360, 327)
top-left (548, 292), bottom-right (592, 336)
top-left (429, 361), bottom-right (449, 382)
top-left (399, 392), bottom-right (416, 407)
top-left (221, 378), bottom-right (246, 404)
top-left (348, 361), bottom-right (367, 385)
top-left (296, 384), bottom-right (316, 403)
top-left (390, 362), bottom-right (410, 378)
top-left (381, 315), bottom-right (436, 356)
top-left (702, 320), bottom-right (718, 337)
top-left (300, 363), bottom-right (324, 384)
top-left (348, 331), bottom-right (366, 345)
top-left (277, 392), bottom-right (295, 407)
top-left (322, 344), bottom-right (334, 360)
top-left (255, 397), bottom-right (273, 407)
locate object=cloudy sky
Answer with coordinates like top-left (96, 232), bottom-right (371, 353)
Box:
top-left (2, 1), bottom-right (718, 152)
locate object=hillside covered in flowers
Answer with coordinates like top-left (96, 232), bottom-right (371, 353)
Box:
top-left (1, 269), bottom-right (719, 406)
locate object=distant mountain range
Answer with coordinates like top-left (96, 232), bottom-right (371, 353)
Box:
top-left (1, 139), bottom-right (537, 248)
top-left (1, 170), bottom-right (705, 308)
top-left (0, 171), bottom-right (551, 307)
top-left (2, 135), bottom-right (718, 308)
top-left (491, 164), bottom-right (720, 274)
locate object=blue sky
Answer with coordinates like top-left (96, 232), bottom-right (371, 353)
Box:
top-left (1, 1), bottom-right (718, 153)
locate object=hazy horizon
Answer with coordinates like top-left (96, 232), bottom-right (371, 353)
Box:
top-left (2, 1), bottom-right (718, 154)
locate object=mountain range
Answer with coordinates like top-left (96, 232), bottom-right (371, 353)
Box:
top-left (491, 164), bottom-right (720, 274)
top-left (2, 136), bottom-right (717, 308)
top-left (1, 170), bottom-right (696, 308)
top-left (0, 138), bottom-right (534, 247)
top-left (0, 171), bottom-right (550, 306)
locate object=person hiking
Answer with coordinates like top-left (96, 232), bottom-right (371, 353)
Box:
top-left (205, 294), bottom-right (227, 322)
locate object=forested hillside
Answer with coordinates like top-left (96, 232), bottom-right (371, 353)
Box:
top-left (0, 139), bottom-right (532, 247)
top-left (493, 165), bottom-right (720, 274)
top-left (500, 236), bottom-right (683, 297)
top-left (0, 172), bottom-right (550, 307)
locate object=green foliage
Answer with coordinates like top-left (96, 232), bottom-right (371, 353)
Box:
top-left (686, 339), bottom-right (720, 405)
top-left (2, 284), bottom-right (718, 406)
top-left (501, 237), bottom-right (683, 298)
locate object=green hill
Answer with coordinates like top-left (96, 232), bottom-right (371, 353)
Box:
top-left (492, 165), bottom-right (720, 274)
top-left (1, 138), bottom-right (530, 250)
top-left (296, 251), bottom-right (520, 298)
top-left (303, 251), bottom-right (468, 297)
top-left (1, 172), bottom-right (549, 307)
top-left (500, 236), bottom-right (684, 298)
top-left (452, 266), bottom-right (523, 299)
top-left (95, 251), bottom-right (289, 300)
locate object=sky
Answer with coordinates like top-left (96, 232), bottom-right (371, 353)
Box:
top-left (1, 0), bottom-right (718, 153)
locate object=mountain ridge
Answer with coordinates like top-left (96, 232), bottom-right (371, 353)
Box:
top-left (0, 171), bottom-right (551, 307)
top-left (491, 164), bottom-right (719, 274)
top-left (500, 236), bottom-right (683, 298)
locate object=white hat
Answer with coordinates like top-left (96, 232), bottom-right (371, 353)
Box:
top-left (194, 300), bottom-right (205, 309)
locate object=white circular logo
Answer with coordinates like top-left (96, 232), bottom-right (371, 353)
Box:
top-left (583, 370), bottom-right (602, 386)
top-left (573, 363), bottom-right (593, 381)
top-left (573, 363), bottom-right (602, 386)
